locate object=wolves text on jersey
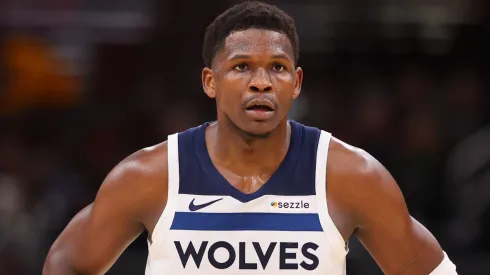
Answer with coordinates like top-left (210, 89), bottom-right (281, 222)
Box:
top-left (174, 241), bottom-right (319, 270)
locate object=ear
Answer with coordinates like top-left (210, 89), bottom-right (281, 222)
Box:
top-left (293, 67), bottom-right (303, 99)
top-left (202, 67), bottom-right (216, 98)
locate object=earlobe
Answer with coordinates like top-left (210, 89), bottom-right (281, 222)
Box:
top-left (293, 67), bottom-right (303, 99)
top-left (202, 67), bottom-right (216, 98)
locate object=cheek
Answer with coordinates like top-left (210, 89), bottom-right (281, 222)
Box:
top-left (274, 75), bottom-right (296, 97)
top-left (278, 95), bottom-right (293, 111)
top-left (276, 72), bottom-right (293, 81)
top-left (215, 83), bottom-right (244, 111)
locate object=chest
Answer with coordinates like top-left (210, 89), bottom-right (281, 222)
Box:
top-left (148, 194), bottom-right (346, 274)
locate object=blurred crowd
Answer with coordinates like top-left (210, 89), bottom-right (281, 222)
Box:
top-left (1, 1), bottom-right (490, 274)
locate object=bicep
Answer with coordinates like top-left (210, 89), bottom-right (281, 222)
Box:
top-left (45, 172), bottom-right (146, 274)
top-left (357, 214), bottom-right (443, 274)
top-left (46, 199), bottom-right (144, 274)
top-left (44, 144), bottom-right (168, 275)
top-left (354, 163), bottom-right (443, 274)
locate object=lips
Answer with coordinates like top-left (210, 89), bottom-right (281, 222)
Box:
top-left (244, 98), bottom-right (275, 120)
top-left (244, 98), bottom-right (275, 112)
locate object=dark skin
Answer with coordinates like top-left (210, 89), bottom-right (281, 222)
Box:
top-left (43, 29), bottom-right (444, 275)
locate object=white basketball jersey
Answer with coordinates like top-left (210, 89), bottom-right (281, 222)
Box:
top-left (145, 121), bottom-right (348, 274)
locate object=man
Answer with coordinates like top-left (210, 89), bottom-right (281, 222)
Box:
top-left (43, 2), bottom-right (457, 274)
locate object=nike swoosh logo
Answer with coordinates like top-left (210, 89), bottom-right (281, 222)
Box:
top-left (188, 198), bottom-right (223, 211)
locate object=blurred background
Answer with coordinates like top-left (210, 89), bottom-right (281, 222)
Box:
top-left (0, 0), bottom-right (489, 274)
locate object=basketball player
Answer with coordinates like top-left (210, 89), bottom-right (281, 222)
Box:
top-left (43, 2), bottom-right (457, 274)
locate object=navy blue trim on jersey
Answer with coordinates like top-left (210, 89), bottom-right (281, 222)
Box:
top-left (176, 120), bottom-right (321, 202)
top-left (195, 121), bottom-right (300, 202)
top-left (170, 212), bottom-right (323, 231)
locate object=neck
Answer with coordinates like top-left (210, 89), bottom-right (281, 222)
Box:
top-left (207, 119), bottom-right (291, 175)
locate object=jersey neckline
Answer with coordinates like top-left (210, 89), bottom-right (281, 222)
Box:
top-left (194, 120), bottom-right (301, 202)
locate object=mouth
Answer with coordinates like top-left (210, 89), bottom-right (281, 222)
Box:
top-left (244, 98), bottom-right (275, 112)
top-left (245, 105), bottom-right (274, 112)
top-left (244, 100), bottom-right (275, 120)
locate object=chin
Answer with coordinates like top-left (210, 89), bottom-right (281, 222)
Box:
top-left (224, 112), bottom-right (285, 139)
top-left (240, 120), bottom-right (281, 139)
top-left (227, 117), bottom-right (273, 139)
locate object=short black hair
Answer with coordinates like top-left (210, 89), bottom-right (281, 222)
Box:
top-left (202, 1), bottom-right (299, 68)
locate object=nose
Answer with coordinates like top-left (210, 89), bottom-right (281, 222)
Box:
top-left (249, 68), bottom-right (272, 93)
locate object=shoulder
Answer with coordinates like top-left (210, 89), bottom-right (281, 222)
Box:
top-left (327, 136), bottom-right (388, 182)
top-left (326, 136), bottom-right (403, 225)
top-left (95, 140), bottom-right (169, 227)
top-left (102, 141), bottom-right (169, 190)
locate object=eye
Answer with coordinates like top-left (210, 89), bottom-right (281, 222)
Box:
top-left (272, 64), bottom-right (286, 72)
top-left (234, 63), bottom-right (248, 71)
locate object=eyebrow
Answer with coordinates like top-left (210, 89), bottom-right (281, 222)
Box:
top-left (228, 53), bottom-right (291, 61)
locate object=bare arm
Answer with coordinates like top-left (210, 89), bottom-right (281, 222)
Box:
top-left (355, 157), bottom-right (443, 274)
top-left (328, 139), bottom-right (444, 274)
top-left (43, 143), bottom-right (168, 275)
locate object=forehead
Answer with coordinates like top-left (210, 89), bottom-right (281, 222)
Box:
top-left (219, 29), bottom-right (294, 62)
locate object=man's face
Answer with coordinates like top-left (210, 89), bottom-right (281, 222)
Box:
top-left (202, 28), bottom-right (303, 138)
